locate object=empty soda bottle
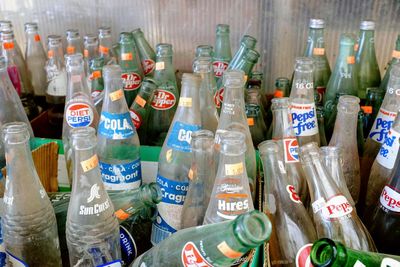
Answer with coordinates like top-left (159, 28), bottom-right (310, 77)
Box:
top-left (310, 238), bottom-right (400, 267)
top-left (195, 44), bottom-right (213, 58)
top-left (65, 29), bottom-right (83, 55)
top-left (97, 64), bottom-right (142, 191)
top-left (2, 122), bottom-right (62, 266)
top-left (228, 35), bottom-right (257, 70)
top-left (355, 20), bottom-right (381, 102)
top-left (89, 57), bottom-right (105, 114)
top-left (289, 57), bottom-right (320, 146)
top-left (24, 22), bottom-right (47, 109)
top-left (380, 34), bottom-right (400, 93)
top-left (215, 70), bottom-right (257, 195)
top-left (299, 142), bottom-right (376, 251)
top-left (246, 89), bottom-right (267, 147)
top-left (151, 73), bottom-right (201, 244)
top-left (304, 19), bottom-right (331, 107)
top-left (204, 131), bottom-right (254, 224)
top-left (83, 34), bottom-right (99, 89)
top-left (132, 28), bottom-right (156, 77)
top-left (259, 140), bottom-right (317, 266)
top-left (134, 210), bottom-right (271, 267)
top-left (182, 130), bottom-right (216, 228)
top-left (329, 95), bottom-right (361, 202)
top-left (274, 77), bottom-right (290, 98)
top-left (316, 106), bottom-right (328, 146)
top-left (248, 71), bottom-right (268, 123)
top-left (193, 56), bottom-right (219, 132)
top-left (325, 92), bottom-right (346, 141)
top-left (98, 26), bottom-right (115, 64)
top-left (362, 87), bottom-right (385, 138)
top-left (0, 20), bottom-right (23, 63)
top-left (118, 32), bottom-right (144, 106)
top-left (147, 43), bottom-right (179, 146)
top-left (213, 24), bottom-right (232, 82)
top-left (66, 127), bottom-right (121, 266)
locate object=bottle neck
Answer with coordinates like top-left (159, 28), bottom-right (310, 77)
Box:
top-left (290, 71), bottom-right (314, 101)
top-left (357, 30), bottom-right (376, 57)
top-left (134, 36), bottom-right (153, 58)
top-left (84, 44), bottom-right (98, 60)
top-left (99, 36), bottom-right (112, 56)
top-left (174, 80), bottom-right (201, 124)
top-left (214, 34), bottom-right (231, 60)
top-left (191, 138), bottom-right (215, 181)
top-left (66, 66), bottom-right (91, 100)
top-left (305, 28), bottom-right (325, 56)
top-left (235, 59), bottom-right (256, 77)
top-left (221, 85), bottom-right (246, 115)
top-left (230, 44), bottom-right (247, 68)
top-left (102, 75), bottom-right (128, 113)
top-left (2, 40), bottom-right (17, 62)
top-left (332, 44), bottom-right (356, 78)
top-left (67, 39), bottom-right (82, 54)
top-left (271, 106), bottom-right (295, 139)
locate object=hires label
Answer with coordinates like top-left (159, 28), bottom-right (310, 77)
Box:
top-left (181, 242), bottom-right (212, 267)
top-left (120, 225), bottom-right (137, 266)
top-left (369, 108), bottom-right (397, 143)
top-left (290, 103), bottom-right (318, 136)
top-left (167, 122), bottom-right (201, 153)
top-left (66, 102), bottom-right (94, 128)
top-left (143, 59), bottom-right (155, 75)
top-left (376, 128), bottom-right (400, 169)
top-left (379, 185), bottom-right (400, 213)
top-left (129, 109), bottom-right (142, 129)
top-left (121, 72), bottom-right (142, 91)
top-left (151, 89), bottom-right (177, 110)
top-left (212, 61), bottom-right (229, 78)
top-left (98, 112), bottom-right (135, 140)
top-left (79, 184), bottom-right (111, 216)
top-left (99, 159), bottom-right (142, 190)
top-left (321, 195), bottom-right (353, 221)
top-left (282, 137), bottom-right (299, 163)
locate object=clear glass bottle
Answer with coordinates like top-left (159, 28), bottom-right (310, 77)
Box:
top-left (66, 127), bottom-right (121, 266)
top-left (274, 77), bottom-right (290, 98)
top-left (97, 64), bottom-right (142, 191)
top-left (83, 34), bottom-right (99, 90)
top-left (0, 20), bottom-right (23, 63)
top-left (65, 29), bottom-right (83, 55)
top-left (98, 26), bottom-right (114, 64)
top-left (212, 24), bottom-right (232, 82)
top-left (195, 44), bottom-right (213, 58)
top-left (245, 89), bottom-right (267, 147)
top-left (204, 131), bottom-right (254, 224)
top-left (132, 28), bottom-right (156, 77)
top-left (2, 122), bottom-right (62, 266)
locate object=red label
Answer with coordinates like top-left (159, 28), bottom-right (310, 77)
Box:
top-left (213, 61), bottom-right (228, 77)
top-left (295, 244), bottom-right (313, 267)
top-left (143, 59), bottom-right (155, 75)
top-left (181, 242), bottom-right (212, 267)
top-left (151, 89), bottom-right (176, 110)
top-left (286, 185), bottom-right (301, 203)
top-left (129, 109), bottom-right (142, 129)
top-left (214, 88), bottom-right (224, 108)
top-left (121, 72), bottom-right (142, 90)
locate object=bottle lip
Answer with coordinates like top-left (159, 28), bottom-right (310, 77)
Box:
top-left (337, 95), bottom-right (360, 114)
top-left (98, 26), bottom-right (111, 37)
top-left (309, 18), bottom-right (325, 29)
top-left (216, 24), bottom-right (230, 33)
top-left (103, 64), bottom-right (122, 77)
top-left (223, 69), bottom-right (246, 88)
top-left (191, 130), bottom-right (214, 149)
top-left (156, 43), bottom-right (173, 57)
top-left (235, 210), bottom-right (272, 247)
top-left (220, 130), bottom-right (246, 154)
top-left (48, 35), bottom-right (62, 45)
top-left (241, 35), bottom-right (257, 47)
top-left (84, 34), bottom-right (98, 43)
top-left (299, 142), bottom-right (321, 163)
top-left (360, 20), bottom-right (375, 30)
top-left (245, 49), bottom-right (260, 63)
top-left (66, 29), bottom-right (80, 39)
top-left (131, 28), bottom-right (143, 35)
top-left (0, 20), bottom-right (12, 31)
top-left (320, 146), bottom-right (342, 157)
top-left (196, 44), bottom-right (214, 57)
top-left (0, 30), bottom-right (14, 39)
top-left (258, 140), bottom-right (280, 155)
top-left (24, 22), bottom-right (38, 32)
top-left (310, 238), bottom-right (337, 266)
top-left (2, 122), bottom-right (30, 145)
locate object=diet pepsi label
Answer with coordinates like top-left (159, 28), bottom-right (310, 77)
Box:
top-left (143, 59), bottom-right (155, 76)
top-left (98, 112), bottom-right (135, 140)
top-left (99, 159), bottom-right (142, 190)
top-left (120, 225), bottom-right (137, 265)
top-left (321, 194), bottom-right (353, 221)
top-left (151, 175), bottom-right (189, 244)
top-left (377, 128), bottom-right (400, 169)
top-left (212, 61), bottom-right (228, 78)
top-left (167, 122), bottom-right (201, 153)
top-left (122, 72), bottom-right (141, 91)
top-left (65, 102), bottom-right (94, 128)
top-left (181, 242), bottom-right (212, 267)
top-left (379, 185), bottom-right (400, 213)
top-left (369, 108), bottom-right (397, 144)
top-left (290, 102), bottom-right (318, 136)
top-left (151, 89), bottom-right (176, 110)
top-left (282, 137), bottom-right (299, 163)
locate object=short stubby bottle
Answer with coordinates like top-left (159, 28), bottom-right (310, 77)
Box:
top-left (212, 24), bottom-right (232, 82)
top-left (65, 29), bottom-right (83, 55)
top-left (151, 73), bottom-right (202, 244)
top-left (66, 127), bottom-right (121, 266)
top-left (97, 64), bottom-right (141, 191)
top-left (289, 57), bottom-right (320, 146)
top-left (132, 28), bottom-right (156, 77)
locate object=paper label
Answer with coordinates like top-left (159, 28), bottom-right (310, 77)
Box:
top-left (369, 108), bottom-right (397, 143)
top-left (121, 72), bottom-right (141, 91)
top-left (99, 159), bottom-right (142, 190)
top-left (178, 97), bottom-right (192, 107)
top-left (377, 128), bottom-right (400, 169)
top-left (47, 50), bottom-right (54, 58)
top-left (247, 117), bottom-right (254, 126)
top-left (313, 47), bottom-right (325, 55)
top-left (321, 195), bottom-right (353, 221)
top-left (225, 162), bottom-right (244, 176)
top-left (181, 242), bottom-right (212, 267)
top-left (282, 137), bottom-right (299, 163)
top-left (143, 59), bottom-right (155, 75)
top-left (392, 50), bottom-right (400, 59)
top-left (274, 89), bottom-right (284, 98)
top-left (166, 122), bottom-right (201, 152)
top-left (109, 89), bottom-right (124, 101)
top-left (155, 61), bottom-right (165, 70)
top-left (217, 241), bottom-right (243, 259)
top-left (380, 258), bottom-right (400, 266)
top-left (80, 154), bottom-right (99, 172)
top-left (290, 102), bottom-right (318, 136)
top-left (129, 109), bottom-right (142, 129)
top-left (6, 251), bottom-right (28, 266)
top-left (212, 61), bottom-right (229, 77)
top-left (99, 45), bottom-right (109, 54)
top-left (97, 260), bottom-right (122, 267)
top-left (98, 112), bottom-right (135, 140)
top-left (3, 42), bottom-right (14, 50)
top-left (66, 102), bottom-right (94, 128)
top-left (135, 95), bottom-right (146, 107)
top-left (347, 56), bottom-right (355, 64)
top-left (151, 89), bottom-right (176, 110)
top-left (120, 225), bottom-right (138, 266)
top-left (121, 53), bottom-right (133, 61)
top-left (34, 34), bottom-right (41, 42)
top-left (84, 49), bottom-right (89, 58)
top-left (66, 46), bottom-right (75, 54)
top-left (379, 185), bottom-right (400, 213)
top-left (361, 106), bottom-right (372, 114)
top-left (90, 70), bottom-right (102, 80)
top-left (295, 244), bottom-right (313, 267)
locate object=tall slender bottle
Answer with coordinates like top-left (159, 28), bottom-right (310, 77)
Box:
top-left (195, 45), bottom-right (213, 58)
top-left (132, 28), bottom-right (156, 77)
top-left (304, 18), bottom-right (331, 107)
top-left (97, 65), bottom-right (142, 191)
top-left (65, 29), bottom-right (83, 55)
top-left (212, 24), bottom-right (231, 83)
top-left (380, 35), bottom-right (400, 92)
top-left (151, 74), bottom-right (201, 244)
top-left (147, 43), bottom-right (179, 146)
top-left (289, 57), bottom-right (320, 146)
top-left (24, 22), bottom-right (47, 108)
top-left (2, 122), bottom-right (62, 266)
top-left (66, 127), bottom-right (121, 266)
top-left (98, 26), bottom-right (114, 64)
top-left (355, 20), bottom-right (381, 102)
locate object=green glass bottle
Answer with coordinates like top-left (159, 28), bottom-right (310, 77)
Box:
top-left (379, 34), bottom-right (400, 92)
top-left (132, 210), bottom-right (271, 267)
top-left (245, 90), bottom-right (267, 147)
top-left (361, 87), bottom-right (385, 138)
top-left (89, 57), bottom-right (105, 114)
top-left (118, 32), bottom-right (144, 106)
top-left (304, 19), bottom-right (331, 107)
top-left (112, 43), bottom-right (120, 63)
top-left (132, 28), bottom-right (156, 77)
top-left (355, 20), bottom-right (381, 102)
top-left (324, 33), bottom-right (359, 123)
top-left (228, 35), bottom-right (257, 70)
top-left (195, 45), bottom-right (213, 58)
top-left (213, 24), bottom-right (232, 82)
top-left (310, 238), bottom-right (400, 267)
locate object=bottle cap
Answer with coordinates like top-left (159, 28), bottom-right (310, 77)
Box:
top-left (216, 24), bottom-right (230, 34)
top-left (98, 26), bottom-right (111, 37)
top-left (0, 20), bottom-right (12, 31)
top-left (24, 22), bottom-right (38, 32)
top-left (309, 19), bottom-right (325, 29)
top-left (66, 29), bottom-right (80, 39)
top-left (360, 20), bottom-right (375, 30)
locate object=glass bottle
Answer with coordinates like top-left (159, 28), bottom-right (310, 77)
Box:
top-left (118, 32), bottom-right (144, 106)
top-left (134, 210), bottom-right (271, 267)
top-left (215, 70), bottom-right (257, 196)
top-left (0, 20), bottom-right (23, 63)
top-left (89, 57), bottom-right (105, 114)
top-left (325, 92), bottom-right (347, 142)
top-left (112, 43), bottom-right (120, 63)
top-left (248, 71), bottom-right (268, 124)
top-left (245, 90), bottom-right (267, 147)
top-left (147, 43), bottom-right (179, 146)
top-left (289, 57), bottom-right (320, 146)
top-left (362, 87), bottom-right (385, 137)
top-left (66, 127), bottom-right (121, 266)
top-left (151, 73), bottom-right (201, 244)
top-left (304, 19), bottom-right (331, 107)
top-left (182, 130), bottom-right (216, 228)
top-left (355, 20), bottom-right (381, 101)
top-left (193, 56), bottom-right (219, 132)
top-left (2, 122), bottom-right (62, 266)
top-left (228, 35), bottom-right (257, 70)
top-left (195, 44), bottom-right (213, 58)
top-left (317, 106), bottom-right (328, 146)
top-left (97, 64), bottom-right (142, 191)
top-left (379, 34), bottom-right (400, 93)
top-left (83, 34), bottom-right (99, 90)
top-left (329, 95), bottom-right (361, 202)
top-left (65, 29), bottom-right (83, 55)
top-left (310, 238), bottom-right (400, 267)
top-left (98, 26), bottom-right (114, 64)
top-left (132, 28), bottom-right (156, 77)
top-left (299, 142), bottom-right (376, 251)
top-left (357, 110), bottom-right (365, 157)
top-left (274, 77), bottom-right (290, 98)
top-left (212, 24), bottom-right (232, 82)
top-left (24, 22), bottom-right (47, 109)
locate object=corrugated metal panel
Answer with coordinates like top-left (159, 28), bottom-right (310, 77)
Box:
top-left (0, 0), bottom-right (399, 92)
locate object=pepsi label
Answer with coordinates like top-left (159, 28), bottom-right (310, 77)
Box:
top-left (377, 128), bottom-right (400, 169)
top-left (369, 108), bottom-right (397, 144)
top-left (98, 112), bottom-right (135, 140)
top-left (99, 158), bottom-right (142, 190)
top-left (321, 195), bottom-right (353, 221)
top-left (66, 102), bottom-right (94, 128)
top-left (290, 103), bottom-right (318, 136)
top-left (167, 122), bottom-right (201, 153)
top-left (379, 185), bottom-right (400, 213)
top-left (282, 137), bottom-right (299, 163)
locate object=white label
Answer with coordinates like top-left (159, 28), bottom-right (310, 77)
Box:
top-left (321, 195), bottom-right (353, 220)
top-left (353, 260), bottom-right (366, 267)
top-left (379, 186), bottom-right (400, 213)
top-left (155, 62), bottom-right (165, 70)
top-left (377, 128), bottom-right (400, 169)
top-left (290, 102), bottom-right (318, 136)
top-left (369, 108), bottom-right (397, 144)
top-left (380, 258), bottom-right (400, 267)
top-left (312, 198), bottom-right (325, 213)
top-left (46, 68), bottom-right (67, 96)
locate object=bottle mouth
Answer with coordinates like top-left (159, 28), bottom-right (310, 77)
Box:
top-left (245, 49), bottom-right (260, 64)
top-left (337, 95), bottom-right (360, 114)
top-left (299, 142), bottom-right (321, 163)
top-left (235, 210), bottom-right (272, 247)
top-left (1, 30), bottom-right (14, 40)
top-left (84, 34), bottom-right (98, 44)
top-left (271, 97), bottom-right (290, 109)
top-left (142, 78), bottom-right (158, 90)
top-left (310, 238), bottom-right (337, 267)
top-left (2, 122), bottom-right (30, 144)
top-left (258, 140), bottom-right (279, 156)
top-left (191, 130), bottom-right (214, 151)
top-left (48, 34), bottom-right (62, 44)
top-left (181, 73), bottom-right (201, 86)
top-left (223, 70), bottom-right (246, 88)
top-left (131, 28), bottom-right (143, 35)
top-left (24, 22), bottom-right (38, 32)
top-left (309, 18), bottom-right (325, 29)
top-left (66, 29), bottom-right (80, 39)
top-left (220, 130), bottom-right (246, 155)
top-left (156, 43), bottom-right (173, 57)
top-left (216, 24), bottom-right (230, 33)
top-left (103, 64), bottom-right (122, 78)
top-left (119, 32), bottom-right (134, 42)
top-left (241, 35), bottom-right (257, 48)
top-left (193, 57), bottom-right (213, 73)
top-left (0, 20), bottom-right (12, 31)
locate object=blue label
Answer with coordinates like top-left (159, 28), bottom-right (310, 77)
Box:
top-left (291, 103), bottom-right (318, 137)
top-left (166, 121), bottom-right (201, 152)
top-left (119, 226), bottom-right (137, 266)
top-left (99, 159), bottom-right (141, 190)
top-left (66, 102), bottom-right (94, 128)
top-left (98, 111), bottom-right (135, 140)
top-left (97, 260), bottom-right (122, 267)
top-left (369, 108), bottom-right (396, 143)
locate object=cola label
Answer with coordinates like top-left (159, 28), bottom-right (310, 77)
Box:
top-left (143, 59), bottom-right (155, 75)
top-left (290, 103), bottom-right (318, 136)
top-left (151, 89), bottom-right (177, 110)
top-left (282, 137), bottom-right (299, 163)
top-left (98, 112), bottom-right (135, 139)
top-left (369, 108), bottom-right (396, 144)
top-left (99, 159), bottom-right (142, 190)
top-left (121, 72), bottom-right (142, 91)
top-left (181, 242), bottom-right (212, 267)
top-left (167, 122), bottom-right (201, 153)
top-left (212, 61), bottom-right (228, 78)
top-left (295, 244), bottom-right (313, 267)
top-left (129, 109), bottom-right (142, 129)
top-left (286, 185), bottom-right (301, 203)
top-left (214, 88), bottom-right (224, 108)
top-left (321, 195), bottom-right (353, 221)
top-left (379, 185), bottom-right (400, 213)
top-left (376, 128), bottom-right (400, 169)
top-left (65, 102), bottom-right (94, 128)
top-left (215, 178), bottom-right (250, 220)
